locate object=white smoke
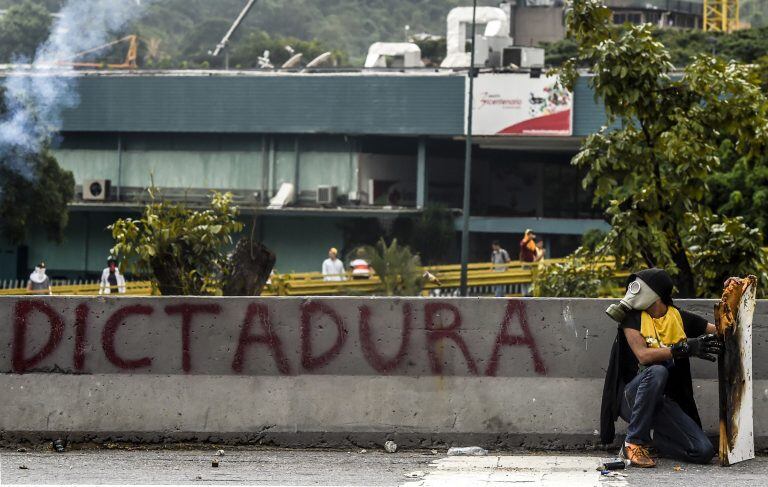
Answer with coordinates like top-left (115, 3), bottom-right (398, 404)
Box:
top-left (0, 0), bottom-right (150, 170)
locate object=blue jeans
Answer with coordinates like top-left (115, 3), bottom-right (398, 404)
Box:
top-left (620, 365), bottom-right (714, 464)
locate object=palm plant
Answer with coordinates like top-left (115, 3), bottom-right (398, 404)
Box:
top-left (359, 238), bottom-right (423, 296)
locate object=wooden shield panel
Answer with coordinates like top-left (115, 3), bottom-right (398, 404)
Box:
top-left (716, 276), bottom-right (757, 466)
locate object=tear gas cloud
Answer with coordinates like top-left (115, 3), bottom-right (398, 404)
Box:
top-left (0, 0), bottom-right (150, 178)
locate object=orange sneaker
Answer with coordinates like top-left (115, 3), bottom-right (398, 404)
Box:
top-left (623, 442), bottom-right (656, 468)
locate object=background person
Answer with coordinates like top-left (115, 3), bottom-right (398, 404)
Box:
top-left (519, 229), bottom-right (537, 264)
top-left (535, 240), bottom-right (546, 264)
top-left (491, 240), bottom-right (511, 297)
top-left (26, 261), bottom-right (52, 295)
top-left (99, 257), bottom-right (126, 295)
top-left (519, 229), bottom-right (538, 296)
top-left (350, 248), bottom-right (371, 280)
top-left (322, 247), bottom-right (346, 281)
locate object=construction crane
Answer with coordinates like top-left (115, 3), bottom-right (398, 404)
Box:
top-left (212, 0), bottom-right (258, 70)
top-left (57, 35), bottom-right (139, 69)
top-left (703, 0), bottom-right (740, 32)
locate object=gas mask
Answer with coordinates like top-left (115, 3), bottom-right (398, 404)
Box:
top-left (605, 277), bottom-right (661, 323)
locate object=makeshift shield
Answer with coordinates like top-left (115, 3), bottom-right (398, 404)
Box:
top-left (715, 275), bottom-right (757, 466)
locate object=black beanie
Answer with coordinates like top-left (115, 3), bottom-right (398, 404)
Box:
top-left (627, 268), bottom-right (674, 305)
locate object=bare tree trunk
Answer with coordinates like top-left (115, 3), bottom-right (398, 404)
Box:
top-left (222, 236), bottom-right (276, 296)
top-left (670, 232), bottom-right (696, 297)
top-left (149, 256), bottom-right (185, 296)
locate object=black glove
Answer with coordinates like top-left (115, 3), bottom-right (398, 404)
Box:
top-left (670, 334), bottom-right (722, 362)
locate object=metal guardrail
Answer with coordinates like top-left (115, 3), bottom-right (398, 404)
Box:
top-left (0, 258), bottom-right (622, 297)
top-left (0, 281), bottom-right (154, 296)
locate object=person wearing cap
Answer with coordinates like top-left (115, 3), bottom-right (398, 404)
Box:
top-left (99, 257), bottom-right (126, 295)
top-left (322, 247), bottom-right (346, 282)
top-left (600, 268), bottom-right (722, 468)
top-left (519, 229), bottom-right (538, 263)
top-left (26, 262), bottom-right (52, 295)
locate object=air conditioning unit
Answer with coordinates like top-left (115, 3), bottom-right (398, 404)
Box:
top-left (83, 179), bottom-right (111, 201)
top-left (502, 47), bottom-right (545, 68)
top-left (317, 185), bottom-right (338, 205)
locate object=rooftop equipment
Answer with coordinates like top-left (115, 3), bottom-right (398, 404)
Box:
top-left (441, 6), bottom-right (513, 68)
top-left (364, 42), bottom-right (424, 68)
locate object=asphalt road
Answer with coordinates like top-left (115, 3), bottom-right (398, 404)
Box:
top-left (1, 447), bottom-right (767, 486)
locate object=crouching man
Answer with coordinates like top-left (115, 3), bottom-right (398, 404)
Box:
top-left (600, 268), bottom-right (722, 468)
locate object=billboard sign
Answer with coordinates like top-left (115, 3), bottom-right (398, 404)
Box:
top-left (470, 73), bottom-right (572, 136)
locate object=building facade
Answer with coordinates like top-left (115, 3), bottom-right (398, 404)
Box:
top-left (0, 70), bottom-right (612, 280)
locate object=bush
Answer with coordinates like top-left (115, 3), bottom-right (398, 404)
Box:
top-left (110, 189), bottom-right (243, 295)
top-left (532, 249), bottom-right (618, 298)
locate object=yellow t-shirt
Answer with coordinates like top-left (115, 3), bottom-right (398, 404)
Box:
top-left (640, 307), bottom-right (687, 349)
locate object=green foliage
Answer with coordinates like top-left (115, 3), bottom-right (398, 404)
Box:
top-left (359, 238), bottom-right (423, 296)
top-left (581, 228), bottom-right (607, 253)
top-left (0, 0), bottom-right (51, 62)
top-left (544, 25), bottom-right (768, 68)
top-left (0, 149), bottom-right (74, 245)
top-left (561, 0), bottom-right (768, 297)
top-left (532, 248), bottom-right (617, 298)
top-left (413, 37), bottom-right (447, 67)
top-left (706, 142), bottom-right (768, 236)
top-left (109, 189), bottom-right (243, 295)
top-left (542, 38), bottom-right (578, 68)
top-left (685, 214), bottom-right (767, 297)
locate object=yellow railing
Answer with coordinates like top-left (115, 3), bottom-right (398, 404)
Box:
top-left (0, 281), bottom-right (154, 296)
top-left (0, 257), bottom-right (626, 297)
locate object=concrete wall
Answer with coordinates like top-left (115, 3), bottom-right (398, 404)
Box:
top-left (1, 296), bottom-right (765, 448)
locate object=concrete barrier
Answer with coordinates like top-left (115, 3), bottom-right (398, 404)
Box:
top-left (0, 296), bottom-right (765, 448)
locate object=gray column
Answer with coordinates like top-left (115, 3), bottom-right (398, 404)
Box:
top-left (293, 137), bottom-right (301, 199)
top-left (416, 136), bottom-right (428, 209)
top-left (116, 134), bottom-right (123, 202)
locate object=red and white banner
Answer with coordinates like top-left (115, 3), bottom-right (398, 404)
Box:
top-left (470, 73), bottom-right (572, 136)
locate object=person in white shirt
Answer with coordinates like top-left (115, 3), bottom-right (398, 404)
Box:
top-left (99, 257), bottom-right (126, 295)
top-left (26, 261), bottom-right (52, 295)
top-left (322, 247), bottom-right (346, 281)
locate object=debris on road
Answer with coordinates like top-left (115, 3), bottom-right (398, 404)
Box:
top-left (674, 465), bottom-right (683, 472)
top-left (211, 459), bottom-right (219, 468)
top-left (17, 447), bottom-right (27, 453)
top-left (384, 441), bottom-right (397, 453)
top-left (53, 439), bottom-right (66, 453)
top-left (597, 458), bottom-right (629, 471)
top-left (358, 449), bottom-right (367, 454)
top-left (216, 449), bottom-right (225, 456)
top-left (447, 446), bottom-right (487, 456)
top-left (404, 470), bottom-right (426, 478)
top-left (19, 465), bottom-right (28, 470)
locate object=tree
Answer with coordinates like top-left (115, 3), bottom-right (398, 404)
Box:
top-left (0, 149), bottom-right (74, 244)
top-left (0, 0), bottom-right (51, 62)
top-left (110, 189), bottom-right (244, 295)
top-left (561, 0), bottom-right (768, 297)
